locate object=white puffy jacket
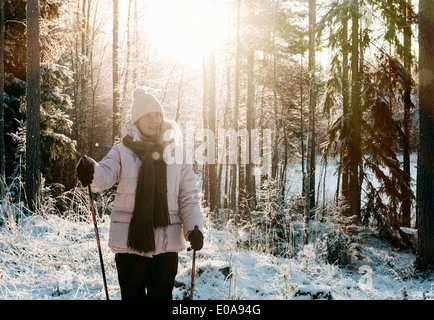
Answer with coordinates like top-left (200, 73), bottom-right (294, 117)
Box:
top-left (89, 141), bottom-right (203, 258)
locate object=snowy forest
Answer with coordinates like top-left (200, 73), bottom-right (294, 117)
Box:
top-left (1, 0), bottom-right (434, 301)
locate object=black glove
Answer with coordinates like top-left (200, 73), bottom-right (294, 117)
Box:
top-left (76, 156), bottom-right (94, 187)
top-left (188, 226), bottom-right (203, 251)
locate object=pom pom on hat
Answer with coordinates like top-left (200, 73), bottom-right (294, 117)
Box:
top-left (130, 88), bottom-right (164, 124)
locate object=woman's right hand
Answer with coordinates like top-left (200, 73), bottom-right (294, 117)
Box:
top-left (76, 155), bottom-right (94, 187)
top-left (188, 226), bottom-right (204, 251)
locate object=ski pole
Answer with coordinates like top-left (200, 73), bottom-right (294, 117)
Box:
top-left (87, 184), bottom-right (109, 300)
top-left (188, 225), bottom-right (199, 300)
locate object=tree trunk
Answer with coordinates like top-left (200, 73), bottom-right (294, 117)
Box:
top-left (348, 0), bottom-right (361, 218)
top-left (208, 44), bottom-right (217, 214)
top-left (25, 0), bottom-right (41, 212)
top-left (401, 0), bottom-right (412, 228)
top-left (0, 0), bottom-right (5, 187)
top-left (416, 0), bottom-right (434, 271)
top-left (175, 64), bottom-right (184, 123)
top-left (231, 0), bottom-right (241, 217)
top-left (81, 0), bottom-right (88, 147)
top-left (81, 0), bottom-right (90, 155)
top-left (121, 0), bottom-right (133, 119)
top-left (271, 37), bottom-right (279, 181)
top-left (246, 47), bottom-right (256, 210)
top-left (202, 56), bottom-right (209, 207)
top-left (132, 0), bottom-right (138, 88)
top-left (300, 57), bottom-right (305, 198)
top-left (224, 66), bottom-right (232, 209)
top-left (72, 1), bottom-right (81, 154)
top-left (305, 0), bottom-right (316, 219)
top-left (112, 0), bottom-right (120, 144)
top-left (341, 6), bottom-right (350, 205)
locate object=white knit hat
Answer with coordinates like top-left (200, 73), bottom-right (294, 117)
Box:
top-left (130, 88), bottom-right (164, 124)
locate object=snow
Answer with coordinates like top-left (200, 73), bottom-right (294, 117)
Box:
top-left (1, 199), bottom-right (433, 301)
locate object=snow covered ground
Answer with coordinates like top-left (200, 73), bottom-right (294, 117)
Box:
top-left (0, 201), bottom-right (433, 301)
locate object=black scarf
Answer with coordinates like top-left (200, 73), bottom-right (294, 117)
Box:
top-left (122, 135), bottom-right (170, 253)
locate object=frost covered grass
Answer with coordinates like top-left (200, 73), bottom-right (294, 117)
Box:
top-left (178, 219), bottom-right (434, 300)
top-left (0, 187), bottom-right (434, 300)
top-left (0, 202), bottom-right (117, 299)
top-left (0, 186), bottom-right (119, 300)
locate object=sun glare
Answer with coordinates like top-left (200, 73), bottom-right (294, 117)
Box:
top-left (144, 0), bottom-right (230, 67)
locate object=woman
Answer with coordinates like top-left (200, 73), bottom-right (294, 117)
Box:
top-left (76, 88), bottom-right (204, 300)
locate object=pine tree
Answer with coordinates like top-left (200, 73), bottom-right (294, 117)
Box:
top-left (321, 0), bottom-right (416, 245)
top-left (2, 0), bottom-right (72, 189)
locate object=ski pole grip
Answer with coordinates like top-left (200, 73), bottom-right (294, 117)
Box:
top-left (187, 225), bottom-right (199, 251)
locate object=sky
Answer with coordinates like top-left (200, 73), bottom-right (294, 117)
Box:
top-left (125, 0), bottom-right (231, 68)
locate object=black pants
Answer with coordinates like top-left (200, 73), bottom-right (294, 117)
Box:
top-left (115, 252), bottom-right (178, 300)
